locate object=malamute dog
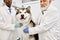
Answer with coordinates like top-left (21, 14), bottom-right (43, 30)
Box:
top-left (15, 6), bottom-right (38, 40)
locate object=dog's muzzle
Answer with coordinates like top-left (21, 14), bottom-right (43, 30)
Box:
top-left (21, 15), bottom-right (24, 19)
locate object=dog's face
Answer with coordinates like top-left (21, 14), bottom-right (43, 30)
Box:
top-left (16, 6), bottom-right (31, 24)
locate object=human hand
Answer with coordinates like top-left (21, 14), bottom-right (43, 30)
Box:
top-left (23, 27), bottom-right (29, 33)
top-left (15, 23), bottom-right (23, 28)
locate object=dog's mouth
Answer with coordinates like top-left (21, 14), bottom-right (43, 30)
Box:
top-left (20, 15), bottom-right (24, 20)
top-left (20, 17), bottom-right (27, 20)
top-left (20, 17), bottom-right (24, 20)
top-left (20, 17), bottom-right (27, 23)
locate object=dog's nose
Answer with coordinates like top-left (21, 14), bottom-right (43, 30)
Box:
top-left (21, 15), bottom-right (24, 19)
top-left (21, 15), bottom-right (24, 17)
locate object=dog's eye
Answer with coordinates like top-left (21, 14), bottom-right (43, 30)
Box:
top-left (20, 12), bottom-right (21, 13)
top-left (16, 12), bottom-right (19, 15)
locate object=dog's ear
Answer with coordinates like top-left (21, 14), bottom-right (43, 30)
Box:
top-left (15, 8), bottom-right (20, 12)
top-left (13, 6), bottom-right (20, 13)
top-left (26, 6), bottom-right (31, 13)
top-left (26, 6), bottom-right (31, 9)
top-left (15, 7), bottom-right (20, 15)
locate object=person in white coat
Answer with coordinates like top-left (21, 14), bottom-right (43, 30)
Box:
top-left (0, 0), bottom-right (17, 40)
top-left (23, 0), bottom-right (60, 40)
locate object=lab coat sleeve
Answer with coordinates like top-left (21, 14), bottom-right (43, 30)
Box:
top-left (0, 11), bottom-right (15, 31)
top-left (29, 10), bottom-right (60, 35)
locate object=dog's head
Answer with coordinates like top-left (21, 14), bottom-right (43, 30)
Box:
top-left (15, 6), bottom-right (32, 24)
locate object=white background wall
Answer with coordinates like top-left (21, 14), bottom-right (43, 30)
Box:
top-left (52, 0), bottom-right (60, 12)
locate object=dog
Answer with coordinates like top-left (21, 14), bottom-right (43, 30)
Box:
top-left (15, 6), bottom-right (38, 40)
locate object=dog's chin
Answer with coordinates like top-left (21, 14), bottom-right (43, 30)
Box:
top-left (19, 19), bottom-right (25, 23)
top-left (19, 17), bottom-right (30, 24)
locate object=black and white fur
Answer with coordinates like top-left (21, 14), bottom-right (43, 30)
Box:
top-left (15, 6), bottom-right (38, 40)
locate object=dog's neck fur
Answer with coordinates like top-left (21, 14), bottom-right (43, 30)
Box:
top-left (22, 20), bottom-right (36, 28)
top-left (23, 21), bottom-right (30, 27)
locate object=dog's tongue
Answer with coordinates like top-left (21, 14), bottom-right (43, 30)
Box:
top-left (20, 19), bottom-right (24, 22)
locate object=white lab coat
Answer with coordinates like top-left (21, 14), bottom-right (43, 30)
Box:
top-left (0, 5), bottom-right (16, 40)
top-left (29, 4), bottom-right (60, 40)
top-left (0, 0), bottom-right (4, 7)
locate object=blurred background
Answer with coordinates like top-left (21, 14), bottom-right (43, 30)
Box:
top-left (52, 0), bottom-right (60, 12)
top-left (0, 0), bottom-right (60, 11)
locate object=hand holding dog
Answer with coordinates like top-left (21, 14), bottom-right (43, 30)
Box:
top-left (15, 23), bottom-right (23, 28)
top-left (23, 27), bottom-right (29, 33)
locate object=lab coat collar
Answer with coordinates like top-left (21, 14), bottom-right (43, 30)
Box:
top-left (4, 4), bottom-right (13, 10)
top-left (43, 3), bottom-right (53, 15)
top-left (3, 4), bottom-right (16, 16)
top-left (46, 3), bottom-right (53, 11)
